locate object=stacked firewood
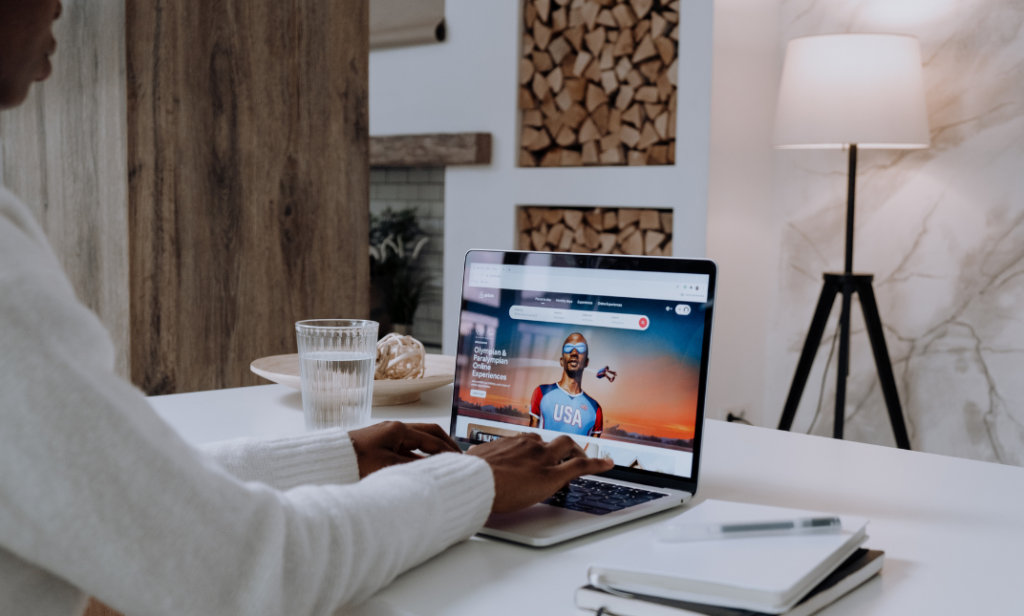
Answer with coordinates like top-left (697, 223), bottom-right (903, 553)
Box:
top-left (518, 0), bottom-right (679, 167)
top-left (517, 207), bottom-right (673, 255)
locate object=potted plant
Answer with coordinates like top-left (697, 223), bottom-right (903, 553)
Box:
top-left (369, 208), bottom-right (432, 336)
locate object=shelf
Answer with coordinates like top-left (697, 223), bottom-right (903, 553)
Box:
top-left (370, 132), bottom-right (492, 167)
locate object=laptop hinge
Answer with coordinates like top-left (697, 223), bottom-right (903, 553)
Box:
top-left (598, 467), bottom-right (697, 493)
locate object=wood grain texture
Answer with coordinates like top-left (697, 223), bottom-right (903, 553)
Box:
top-left (369, 133), bottom-right (492, 167)
top-left (126, 0), bottom-right (370, 394)
top-left (0, 0), bottom-right (130, 377)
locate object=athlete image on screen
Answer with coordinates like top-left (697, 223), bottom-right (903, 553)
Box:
top-left (529, 333), bottom-right (604, 437)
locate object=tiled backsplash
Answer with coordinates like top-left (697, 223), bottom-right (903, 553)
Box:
top-left (369, 167), bottom-right (445, 349)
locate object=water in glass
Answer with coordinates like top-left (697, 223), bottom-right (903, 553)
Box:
top-left (296, 320), bottom-right (378, 430)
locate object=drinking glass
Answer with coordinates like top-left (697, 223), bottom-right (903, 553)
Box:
top-left (296, 319), bottom-right (378, 430)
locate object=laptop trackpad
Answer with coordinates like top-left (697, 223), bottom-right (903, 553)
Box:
top-left (485, 503), bottom-right (597, 538)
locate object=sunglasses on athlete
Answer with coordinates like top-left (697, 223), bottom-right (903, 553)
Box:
top-left (563, 343), bottom-right (588, 354)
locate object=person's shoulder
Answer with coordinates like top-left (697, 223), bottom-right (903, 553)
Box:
top-left (0, 185), bottom-right (43, 238)
top-left (536, 383), bottom-right (559, 396)
top-left (0, 187), bottom-right (99, 341)
top-left (0, 185), bottom-right (62, 269)
top-left (0, 184), bottom-right (20, 206)
top-left (583, 391), bottom-right (602, 409)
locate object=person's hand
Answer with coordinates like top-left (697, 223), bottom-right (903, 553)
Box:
top-left (467, 433), bottom-right (615, 513)
top-left (348, 421), bottom-right (462, 478)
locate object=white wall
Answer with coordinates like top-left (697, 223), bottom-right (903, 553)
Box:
top-left (369, 0), bottom-right (715, 355)
top-left (704, 0), bottom-right (782, 424)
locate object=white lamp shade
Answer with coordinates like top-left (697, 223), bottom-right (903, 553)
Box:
top-left (773, 34), bottom-right (930, 149)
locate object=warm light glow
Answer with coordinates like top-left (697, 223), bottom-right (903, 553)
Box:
top-left (773, 34), bottom-right (930, 149)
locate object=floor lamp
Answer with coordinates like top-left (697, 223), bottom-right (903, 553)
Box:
top-left (772, 34), bottom-right (930, 449)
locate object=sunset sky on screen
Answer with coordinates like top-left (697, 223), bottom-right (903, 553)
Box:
top-left (457, 332), bottom-right (701, 441)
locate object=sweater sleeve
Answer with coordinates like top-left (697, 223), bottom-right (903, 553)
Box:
top-left (0, 194), bottom-right (496, 615)
top-left (198, 429), bottom-right (362, 490)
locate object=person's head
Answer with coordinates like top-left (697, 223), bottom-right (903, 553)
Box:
top-left (559, 333), bottom-right (589, 378)
top-left (0, 0), bottom-right (62, 110)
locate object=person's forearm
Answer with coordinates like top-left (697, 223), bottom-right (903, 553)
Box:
top-left (199, 429), bottom-right (361, 490)
top-left (289, 453), bottom-right (494, 606)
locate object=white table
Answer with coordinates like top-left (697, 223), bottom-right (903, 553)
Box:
top-left (150, 384), bottom-right (1024, 615)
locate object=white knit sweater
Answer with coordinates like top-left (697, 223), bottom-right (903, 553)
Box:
top-left (0, 185), bottom-right (495, 616)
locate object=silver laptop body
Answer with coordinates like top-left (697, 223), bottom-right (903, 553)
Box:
top-left (449, 250), bottom-right (717, 547)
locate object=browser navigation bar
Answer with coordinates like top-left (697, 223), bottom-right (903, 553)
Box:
top-left (509, 305), bottom-right (651, 330)
top-left (468, 263), bottom-right (709, 303)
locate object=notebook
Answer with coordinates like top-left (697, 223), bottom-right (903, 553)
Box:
top-left (577, 548), bottom-right (884, 616)
top-left (586, 500), bottom-right (869, 614)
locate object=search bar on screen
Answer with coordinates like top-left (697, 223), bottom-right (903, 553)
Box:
top-left (509, 305), bottom-right (650, 331)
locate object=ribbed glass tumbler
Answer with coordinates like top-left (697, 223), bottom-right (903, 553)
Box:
top-left (296, 319), bottom-right (378, 431)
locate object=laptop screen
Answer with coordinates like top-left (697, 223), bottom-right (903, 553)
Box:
top-left (450, 250), bottom-right (716, 484)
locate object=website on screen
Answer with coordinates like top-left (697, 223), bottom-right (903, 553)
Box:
top-left (453, 262), bottom-right (710, 479)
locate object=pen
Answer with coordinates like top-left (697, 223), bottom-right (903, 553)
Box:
top-left (655, 516), bottom-right (842, 543)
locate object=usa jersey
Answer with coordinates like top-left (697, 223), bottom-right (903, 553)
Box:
top-left (530, 383), bottom-right (603, 437)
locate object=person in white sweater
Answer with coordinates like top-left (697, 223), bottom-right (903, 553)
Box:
top-left (0, 2), bottom-right (614, 615)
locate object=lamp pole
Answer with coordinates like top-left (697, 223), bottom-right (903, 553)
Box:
top-left (834, 144), bottom-right (857, 439)
top-left (844, 144), bottom-right (857, 275)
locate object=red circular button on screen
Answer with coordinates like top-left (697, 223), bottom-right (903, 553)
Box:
top-left (639, 317), bottom-right (649, 329)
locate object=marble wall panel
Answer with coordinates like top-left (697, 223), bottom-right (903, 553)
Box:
top-left (0, 0), bottom-right (129, 377)
top-left (766, 0), bottom-right (1024, 465)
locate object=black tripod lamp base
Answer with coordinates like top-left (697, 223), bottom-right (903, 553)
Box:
top-left (777, 273), bottom-right (912, 450)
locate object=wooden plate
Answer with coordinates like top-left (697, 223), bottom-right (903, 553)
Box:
top-left (250, 353), bottom-right (456, 406)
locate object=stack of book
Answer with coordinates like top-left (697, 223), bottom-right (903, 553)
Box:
top-left (576, 500), bottom-right (884, 616)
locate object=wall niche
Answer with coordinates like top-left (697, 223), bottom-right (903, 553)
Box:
top-left (517, 206), bottom-right (672, 255)
top-left (518, 0), bottom-right (680, 167)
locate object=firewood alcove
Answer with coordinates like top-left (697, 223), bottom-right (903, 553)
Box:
top-left (517, 206), bottom-right (673, 255)
top-left (518, 0), bottom-right (680, 167)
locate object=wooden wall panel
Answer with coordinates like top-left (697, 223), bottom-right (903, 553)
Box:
top-left (126, 1), bottom-right (370, 394)
top-left (0, 0), bottom-right (130, 378)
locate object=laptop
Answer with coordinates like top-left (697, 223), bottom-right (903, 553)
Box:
top-left (449, 249), bottom-right (717, 546)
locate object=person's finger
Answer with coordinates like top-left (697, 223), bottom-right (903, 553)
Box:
top-left (543, 435), bottom-right (586, 463)
top-left (560, 444), bottom-right (589, 461)
top-left (386, 450), bottom-right (424, 463)
top-left (361, 450), bottom-right (422, 476)
top-left (405, 423), bottom-right (461, 452)
top-left (379, 451), bottom-right (424, 471)
top-left (552, 456), bottom-right (615, 483)
top-left (521, 432), bottom-right (544, 442)
top-left (396, 427), bottom-right (462, 455)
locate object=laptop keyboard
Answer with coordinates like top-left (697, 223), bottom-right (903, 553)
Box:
top-left (541, 478), bottom-right (666, 515)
